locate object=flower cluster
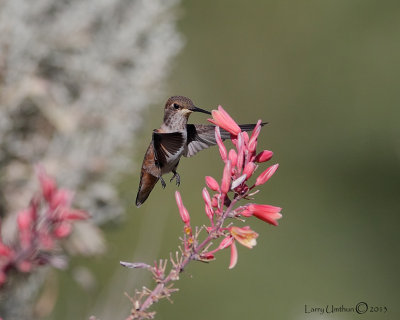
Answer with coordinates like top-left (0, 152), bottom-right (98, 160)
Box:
top-left (195, 105), bottom-right (282, 268)
top-left (0, 166), bottom-right (89, 287)
top-left (122, 106), bottom-right (282, 319)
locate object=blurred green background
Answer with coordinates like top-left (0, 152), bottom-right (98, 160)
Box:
top-left (51, 0), bottom-right (399, 319)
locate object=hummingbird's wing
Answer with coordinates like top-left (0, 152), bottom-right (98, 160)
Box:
top-left (152, 131), bottom-right (185, 167)
top-left (183, 124), bottom-right (265, 157)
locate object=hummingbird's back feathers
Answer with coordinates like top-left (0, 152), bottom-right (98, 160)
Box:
top-left (183, 123), bottom-right (267, 157)
top-left (152, 131), bottom-right (185, 168)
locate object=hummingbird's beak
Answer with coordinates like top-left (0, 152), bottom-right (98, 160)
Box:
top-left (191, 106), bottom-right (211, 115)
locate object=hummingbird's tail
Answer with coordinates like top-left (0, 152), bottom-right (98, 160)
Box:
top-left (135, 171), bottom-right (159, 207)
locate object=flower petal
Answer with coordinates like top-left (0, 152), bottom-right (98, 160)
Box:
top-left (208, 106), bottom-right (241, 136)
top-left (229, 242), bottom-right (238, 269)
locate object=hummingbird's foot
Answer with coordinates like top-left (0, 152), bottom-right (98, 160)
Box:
top-left (170, 171), bottom-right (180, 186)
top-left (160, 176), bottom-right (166, 189)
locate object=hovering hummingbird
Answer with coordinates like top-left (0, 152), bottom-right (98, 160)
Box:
top-left (135, 96), bottom-right (264, 207)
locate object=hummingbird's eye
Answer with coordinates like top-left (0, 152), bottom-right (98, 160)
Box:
top-left (173, 103), bottom-right (180, 109)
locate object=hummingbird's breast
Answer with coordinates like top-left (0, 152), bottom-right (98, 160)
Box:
top-left (162, 111), bottom-right (189, 132)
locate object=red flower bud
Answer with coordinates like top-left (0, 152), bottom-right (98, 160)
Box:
top-left (243, 162), bottom-right (257, 180)
top-left (255, 150), bottom-right (273, 163)
top-left (220, 160), bottom-right (232, 194)
top-left (255, 164), bottom-right (279, 186)
top-left (205, 176), bottom-right (219, 191)
top-left (175, 191), bottom-right (190, 225)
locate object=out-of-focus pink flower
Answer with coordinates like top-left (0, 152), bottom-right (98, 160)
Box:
top-left (0, 242), bottom-right (13, 258)
top-left (58, 208), bottom-right (90, 221)
top-left (229, 242), bottom-right (238, 269)
top-left (241, 204), bottom-right (282, 226)
top-left (39, 233), bottom-right (54, 250)
top-left (229, 226), bottom-right (258, 249)
top-left (17, 260), bottom-right (32, 273)
top-left (220, 160), bottom-right (232, 194)
top-left (208, 106), bottom-right (241, 136)
top-left (36, 165), bottom-right (56, 202)
top-left (255, 150), bottom-right (273, 163)
top-left (17, 209), bottom-right (33, 231)
top-left (215, 127), bottom-right (227, 161)
top-left (205, 176), bottom-right (219, 191)
top-left (243, 162), bottom-right (257, 180)
top-left (53, 222), bottom-right (72, 238)
top-left (17, 209), bottom-right (34, 248)
top-left (50, 189), bottom-right (73, 210)
top-left (0, 165), bottom-right (90, 288)
top-left (175, 191), bottom-right (190, 225)
top-left (255, 164), bottom-right (279, 186)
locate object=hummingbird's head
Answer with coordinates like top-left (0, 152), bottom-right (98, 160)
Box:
top-left (163, 96), bottom-right (211, 130)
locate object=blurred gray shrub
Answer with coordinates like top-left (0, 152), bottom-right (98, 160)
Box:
top-left (0, 0), bottom-right (183, 220)
top-left (0, 0), bottom-right (182, 318)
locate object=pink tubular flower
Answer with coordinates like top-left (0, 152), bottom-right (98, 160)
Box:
top-left (202, 188), bottom-right (212, 207)
top-left (205, 176), bottom-right (219, 191)
top-left (208, 105), bottom-right (241, 136)
top-left (229, 226), bottom-right (259, 249)
top-left (255, 150), bottom-right (273, 163)
top-left (228, 149), bottom-right (238, 167)
top-left (215, 126), bottom-right (227, 161)
top-left (229, 242), bottom-right (238, 269)
top-left (236, 133), bottom-right (245, 171)
top-left (248, 120), bottom-right (262, 153)
top-left (243, 162), bottom-right (257, 180)
top-left (220, 160), bottom-right (232, 194)
top-left (255, 164), bottom-right (279, 186)
top-left (218, 236), bottom-right (234, 250)
top-left (242, 204), bottom-right (282, 226)
top-left (202, 188), bottom-right (214, 222)
top-left (175, 191), bottom-right (190, 225)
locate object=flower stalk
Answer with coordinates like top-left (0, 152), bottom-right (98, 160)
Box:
top-left (122, 106), bottom-right (282, 319)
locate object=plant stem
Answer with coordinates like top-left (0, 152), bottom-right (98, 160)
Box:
top-left (137, 196), bottom-right (240, 316)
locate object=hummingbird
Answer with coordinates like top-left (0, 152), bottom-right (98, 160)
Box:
top-left (135, 96), bottom-right (265, 207)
